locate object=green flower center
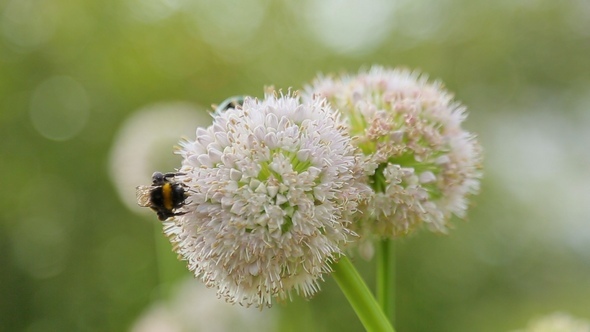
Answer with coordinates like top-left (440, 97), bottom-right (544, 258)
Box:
top-left (238, 148), bottom-right (314, 234)
top-left (370, 151), bottom-right (446, 200)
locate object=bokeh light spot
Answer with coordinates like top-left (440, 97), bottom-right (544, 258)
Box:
top-left (183, 0), bottom-right (269, 62)
top-left (131, 278), bottom-right (278, 332)
top-left (300, 0), bottom-right (395, 56)
top-left (1, 0), bottom-right (58, 51)
top-left (126, 0), bottom-right (185, 22)
top-left (394, 0), bottom-right (448, 42)
top-left (29, 76), bottom-right (90, 141)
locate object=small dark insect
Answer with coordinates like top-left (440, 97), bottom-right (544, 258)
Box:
top-left (136, 172), bottom-right (188, 221)
top-left (213, 96), bottom-right (245, 116)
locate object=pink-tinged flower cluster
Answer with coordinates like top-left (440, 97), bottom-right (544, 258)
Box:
top-left (305, 66), bottom-right (483, 238)
top-left (164, 91), bottom-right (366, 307)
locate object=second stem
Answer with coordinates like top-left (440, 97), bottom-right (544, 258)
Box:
top-left (376, 238), bottom-right (395, 324)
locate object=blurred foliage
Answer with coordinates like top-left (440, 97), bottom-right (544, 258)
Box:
top-left (1, 0), bottom-right (589, 331)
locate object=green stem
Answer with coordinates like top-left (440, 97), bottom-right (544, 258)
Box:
top-left (332, 256), bottom-right (395, 332)
top-left (377, 238), bottom-right (395, 323)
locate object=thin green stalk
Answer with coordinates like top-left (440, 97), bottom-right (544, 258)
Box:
top-left (153, 222), bottom-right (182, 297)
top-left (332, 256), bottom-right (395, 332)
top-left (376, 238), bottom-right (395, 323)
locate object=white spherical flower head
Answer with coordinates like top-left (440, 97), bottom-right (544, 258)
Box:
top-left (305, 66), bottom-right (483, 237)
top-left (166, 91), bottom-right (365, 307)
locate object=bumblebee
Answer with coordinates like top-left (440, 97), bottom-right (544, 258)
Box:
top-left (136, 172), bottom-right (188, 221)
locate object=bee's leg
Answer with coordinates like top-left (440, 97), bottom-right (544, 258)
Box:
top-left (163, 172), bottom-right (186, 179)
top-left (157, 211), bottom-right (168, 221)
top-left (173, 211), bottom-right (188, 217)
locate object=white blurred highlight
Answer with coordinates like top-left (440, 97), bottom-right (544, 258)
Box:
top-left (126, 0), bottom-right (186, 22)
top-left (512, 312), bottom-right (590, 332)
top-left (1, 0), bottom-right (57, 51)
top-left (183, 0), bottom-right (269, 63)
top-left (484, 107), bottom-right (590, 251)
top-left (131, 278), bottom-right (277, 332)
top-left (299, 0), bottom-right (395, 56)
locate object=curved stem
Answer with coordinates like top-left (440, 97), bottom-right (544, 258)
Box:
top-left (331, 256), bottom-right (395, 332)
top-left (377, 238), bottom-right (395, 323)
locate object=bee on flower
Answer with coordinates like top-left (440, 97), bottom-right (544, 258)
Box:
top-left (164, 90), bottom-right (368, 307)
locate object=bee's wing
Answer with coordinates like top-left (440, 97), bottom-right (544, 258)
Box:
top-left (136, 185), bottom-right (153, 207)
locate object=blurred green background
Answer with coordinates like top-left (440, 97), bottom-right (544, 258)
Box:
top-left (1, 0), bottom-right (589, 331)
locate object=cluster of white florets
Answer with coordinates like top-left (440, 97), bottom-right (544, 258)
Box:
top-left (155, 66), bottom-right (482, 307)
top-left (164, 91), bottom-right (366, 307)
top-left (304, 66), bottom-right (482, 237)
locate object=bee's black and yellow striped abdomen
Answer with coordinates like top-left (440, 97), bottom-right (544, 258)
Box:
top-left (141, 172), bottom-right (188, 221)
top-left (150, 183), bottom-right (172, 209)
